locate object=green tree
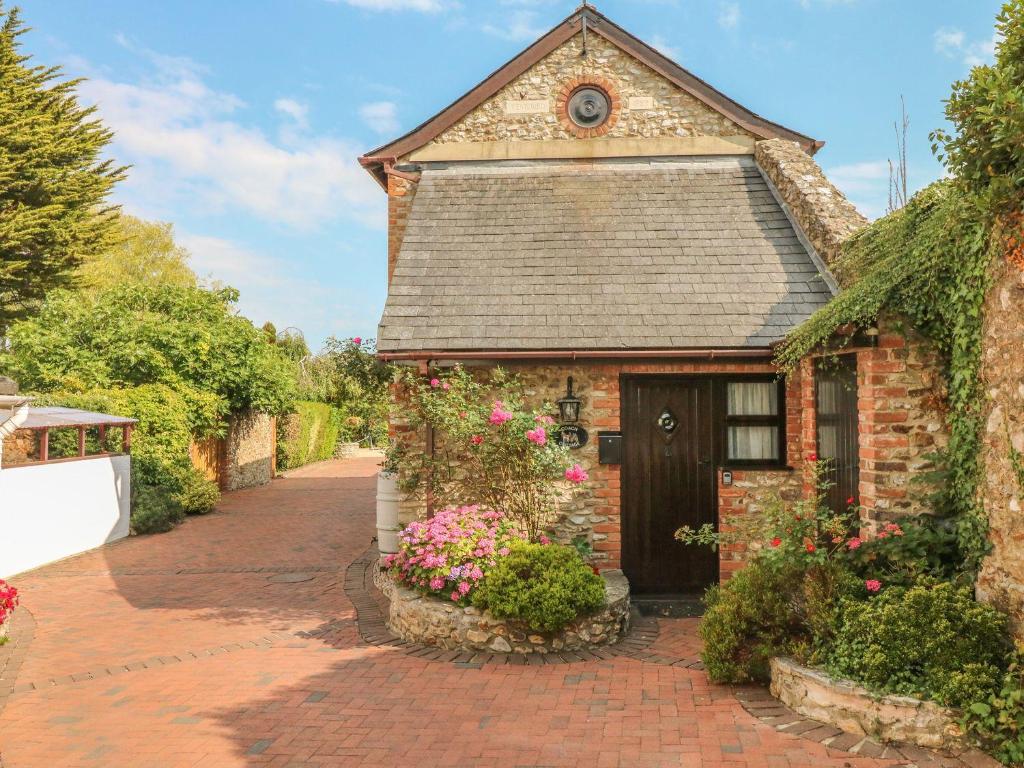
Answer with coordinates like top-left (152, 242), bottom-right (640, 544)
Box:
top-left (0, 3), bottom-right (125, 332)
top-left (79, 214), bottom-right (197, 292)
top-left (932, 0), bottom-right (1024, 212)
top-left (2, 283), bottom-right (295, 415)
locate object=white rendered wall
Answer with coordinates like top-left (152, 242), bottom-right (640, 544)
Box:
top-left (0, 455), bottom-right (131, 578)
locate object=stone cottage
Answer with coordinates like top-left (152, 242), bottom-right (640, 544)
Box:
top-left (359, 5), bottom-right (931, 597)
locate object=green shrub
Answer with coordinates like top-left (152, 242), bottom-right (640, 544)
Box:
top-left (276, 400), bottom-right (342, 470)
top-left (131, 483), bottom-right (184, 534)
top-left (471, 543), bottom-right (605, 632)
top-left (965, 650), bottom-right (1024, 765)
top-left (700, 559), bottom-right (806, 683)
top-left (174, 468), bottom-right (220, 514)
top-left (828, 579), bottom-right (1009, 708)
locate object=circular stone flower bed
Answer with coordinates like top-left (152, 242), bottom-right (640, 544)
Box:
top-left (374, 563), bottom-right (630, 654)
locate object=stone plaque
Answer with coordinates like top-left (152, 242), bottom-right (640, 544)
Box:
top-left (628, 96), bottom-right (655, 111)
top-left (505, 99), bottom-right (550, 115)
top-left (552, 425), bottom-right (589, 449)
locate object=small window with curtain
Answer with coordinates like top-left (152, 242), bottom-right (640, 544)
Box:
top-left (724, 380), bottom-right (785, 466)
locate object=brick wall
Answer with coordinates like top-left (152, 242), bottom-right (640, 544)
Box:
top-left (387, 174), bottom-right (418, 285)
top-left (855, 321), bottom-right (949, 527)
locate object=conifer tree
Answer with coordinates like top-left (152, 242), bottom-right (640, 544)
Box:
top-left (0, 3), bottom-right (126, 333)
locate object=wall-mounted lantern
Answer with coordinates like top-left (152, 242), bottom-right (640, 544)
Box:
top-left (557, 376), bottom-right (582, 424)
top-left (864, 325), bottom-right (880, 348)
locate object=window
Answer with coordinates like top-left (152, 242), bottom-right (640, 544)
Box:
top-left (724, 380), bottom-right (785, 466)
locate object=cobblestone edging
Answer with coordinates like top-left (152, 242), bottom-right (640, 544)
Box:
top-left (735, 682), bottom-right (999, 767)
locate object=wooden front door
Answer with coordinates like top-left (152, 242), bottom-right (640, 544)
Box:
top-left (621, 377), bottom-right (718, 595)
top-left (815, 356), bottom-right (860, 515)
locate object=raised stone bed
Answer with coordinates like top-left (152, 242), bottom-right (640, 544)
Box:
top-left (770, 657), bottom-right (966, 751)
top-left (373, 563), bottom-right (630, 654)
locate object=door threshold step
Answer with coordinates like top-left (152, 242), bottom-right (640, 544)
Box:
top-left (632, 595), bottom-right (705, 618)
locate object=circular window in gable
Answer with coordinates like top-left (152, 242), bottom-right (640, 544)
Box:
top-left (568, 86), bottom-right (610, 129)
top-left (556, 76), bottom-right (621, 138)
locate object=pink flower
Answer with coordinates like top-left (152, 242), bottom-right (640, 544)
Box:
top-left (489, 405), bottom-right (513, 425)
top-left (535, 414), bottom-right (555, 425)
top-left (430, 378), bottom-right (441, 388)
top-left (459, 411), bottom-right (468, 419)
top-left (846, 537), bottom-right (862, 550)
top-left (808, 453), bottom-right (818, 462)
top-left (805, 542), bottom-right (816, 553)
top-left (770, 537), bottom-right (782, 548)
top-left (442, 382), bottom-right (451, 391)
top-left (429, 577), bottom-right (444, 590)
top-left (846, 496), bottom-right (856, 505)
top-left (451, 591), bottom-right (460, 601)
top-left (877, 532), bottom-right (888, 539)
top-left (470, 435), bottom-right (484, 446)
top-left (526, 427), bottom-right (547, 446)
top-left (865, 579), bottom-right (882, 593)
top-left (457, 581), bottom-right (471, 595)
top-left (539, 534), bottom-right (552, 545)
top-left (565, 464), bottom-right (589, 484)
top-left (352, 337), bottom-right (362, 345)
top-left (883, 522), bottom-right (904, 536)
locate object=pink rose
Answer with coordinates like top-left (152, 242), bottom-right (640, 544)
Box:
top-left (442, 382), bottom-right (451, 391)
top-left (847, 537), bottom-right (862, 550)
top-left (565, 464), bottom-right (588, 484)
top-left (489, 406), bottom-right (513, 425)
top-left (526, 427), bottom-right (547, 446)
top-left (352, 337), bottom-right (362, 345)
top-left (865, 579), bottom-right (882, 593)
top-left (430, 378), bottom-right (440, 388)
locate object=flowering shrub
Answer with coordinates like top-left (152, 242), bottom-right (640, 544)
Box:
top-left (0, 579), bottom-right (19, 634)
top-left (383, 505), bottom-right (526, 605)
top-left (389, 366), bottom-right (586, 539)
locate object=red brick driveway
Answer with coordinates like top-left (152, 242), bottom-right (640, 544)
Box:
top-left (0, 458), bottom-right (915, 767)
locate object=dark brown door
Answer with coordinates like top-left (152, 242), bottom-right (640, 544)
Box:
top-left (621, 377), bottom-right (718, 595)
top-left (815, 356), bottom-right (860, 515)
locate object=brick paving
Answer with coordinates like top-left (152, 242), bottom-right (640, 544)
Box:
top-left (0, 458), bottom-right (990, 767)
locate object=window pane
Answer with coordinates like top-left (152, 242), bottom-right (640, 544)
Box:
top-left (816, 379), bottom-right (841, 416)
top-left (817, 425), bottom-right (839, 459)
top-left (727, 382), bottom-right (778, 416)
top-left (727, 426), bottom-right (780, 460)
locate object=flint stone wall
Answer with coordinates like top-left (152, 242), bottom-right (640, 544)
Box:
top-left (977, 259), bottom-right (1024, 635)
top-left (424, 33), bottom-right (750, 148)
top-left (770, 657), bottom-right (965, 751)
top-left (374, 562), bottom-right (630, 654)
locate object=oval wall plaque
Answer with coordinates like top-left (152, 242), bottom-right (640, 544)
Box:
top-left (552, 424), bottom-right (589, 449)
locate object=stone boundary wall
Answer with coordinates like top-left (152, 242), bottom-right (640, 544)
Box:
top-left (754, 139), bottom-right (868, 269)
top-left (374, 563), bottom-right (630, 655)
top-left (977, 258), bottom-right (1024, 635)
top-left (770, 657), bottom-right (965, 751)
top-left (223, 410), bottom-right (275, 492)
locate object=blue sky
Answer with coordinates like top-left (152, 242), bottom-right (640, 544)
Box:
top-left (17, 0), bottom-right (1004, 348)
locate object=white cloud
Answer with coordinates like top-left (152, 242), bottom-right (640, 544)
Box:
top-left (180, 233), bottom-right (341, 337)
top-left (934, 27), bottom-right (999, 68)
top-left (718, 2), bottom-right (740, 29)
top-left (827, 160), bottom-right (889, 221)
top-left (75, 44), bottom-right (382, 231)
top-left (482, 9), bottom-right (546, 42)
top-left (358, 101), bottom-right (400, 135)
top-left (332, 0), bottom-right (454, 11)
top-left (650, 35), bottom-right (681, 61)
top-left (273, 97), bottom-right (308, 129)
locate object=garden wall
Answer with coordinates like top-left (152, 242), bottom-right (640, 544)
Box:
top-left (977, 259), bottom-right (1024, 634)
top-left (222, 410), bottom-right (276, 492)
top-left (0, 455), bottom-right (131, 578)
top-left (276, 401), bottom-right (341, 471)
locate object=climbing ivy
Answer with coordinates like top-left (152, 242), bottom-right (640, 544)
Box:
top-left (775, 184), bottom-right (997, 570)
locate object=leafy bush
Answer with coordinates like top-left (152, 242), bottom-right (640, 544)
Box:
top-left (383, 505), bottom-right (526, 605)
top-left (965, 650), bottom-right (1024, 765)
top-left (471, 542), bottom-right (605, 632)
top-left (700, 559), bottom-right (806, 683)
top-left (390, 366), bottom-right (586, 539)
top-left (276, 400), bottom-right (342, 470)
top-left (827, 579), bottom-right (1009, 709)
top-left (175, 469), bottom-right (220, 515)
top-left (130, 483), bottom-right (185, 535)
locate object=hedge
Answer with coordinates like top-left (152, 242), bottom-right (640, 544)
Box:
top-left (31, 384), bottom-right (222, 532)
top-left (277, 400), bottom-right (342, 470)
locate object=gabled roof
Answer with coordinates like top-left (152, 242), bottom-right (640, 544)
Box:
top-left (377, 157), bottom-right (835, 355)
top-left (359, 4), bottom-right (821, 187)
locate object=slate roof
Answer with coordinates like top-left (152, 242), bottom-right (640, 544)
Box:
top-left (377, 157), bottom-right (835, 354)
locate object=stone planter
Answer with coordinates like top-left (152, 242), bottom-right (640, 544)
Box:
top-left (770, 657), bottom-right (966, 751)
top-left (374, 563), bottom-right (630, 654)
